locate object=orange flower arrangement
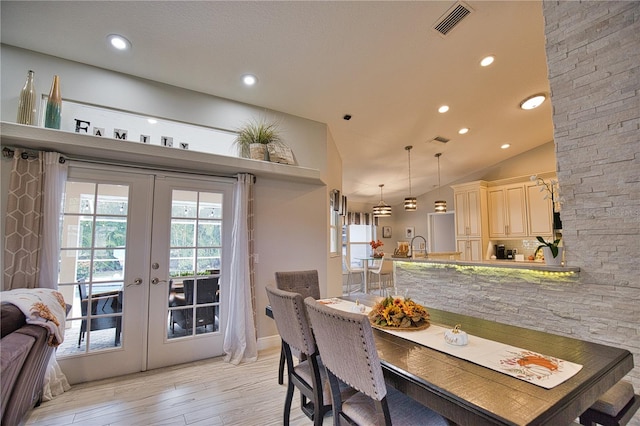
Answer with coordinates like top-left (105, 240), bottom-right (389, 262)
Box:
top-left (368, 296), bottom-right (430, 329)
top-left (370, 239), bottom-right (384, 250)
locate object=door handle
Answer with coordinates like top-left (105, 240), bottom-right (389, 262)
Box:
top-left (126, 278), bottom-right (143, 287)
top-left (151, 277), bottom-right (167, 285)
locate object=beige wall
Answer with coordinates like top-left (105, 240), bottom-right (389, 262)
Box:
top-left (0, 46), bottom-right (342, 344)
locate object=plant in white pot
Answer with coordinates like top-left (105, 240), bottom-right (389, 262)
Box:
top-left (534, 236), bottom-right (563, 266)
top-left (234, 118), bottom-right (281, 161)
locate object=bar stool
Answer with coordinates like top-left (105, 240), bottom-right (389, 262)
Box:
top-left (579, 380), bottom-right (640, 426)
top-left (342, 256), bottom-right (363, 294)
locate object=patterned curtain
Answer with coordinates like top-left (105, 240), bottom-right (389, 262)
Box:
top-left (3, 148), bottom-right (70, 398)
top-left (223, 173), bottom-right (258, 364)
top-left (4, 149), bottom-right (44, 289)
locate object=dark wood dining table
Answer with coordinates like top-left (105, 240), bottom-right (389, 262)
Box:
top-left (266, 295), bottom-right (634, 425)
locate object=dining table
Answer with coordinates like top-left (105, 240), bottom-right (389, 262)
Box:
top-left (265, 294), bottom-right (635, 425)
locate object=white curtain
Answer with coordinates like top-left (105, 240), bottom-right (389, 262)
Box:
top-left (39, 152), bottom-right (71, 400)
top-left (223, 173), bottom-right (258, 364)
top-left (38, 152), bottom-right (67, 289)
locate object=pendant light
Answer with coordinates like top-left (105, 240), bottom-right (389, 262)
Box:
top-left (404, 145), bottom-right (417, 211)
top-left (373, 184), bottom-right (392, 217)
top-left (434, 153), bottom-right (446, 212)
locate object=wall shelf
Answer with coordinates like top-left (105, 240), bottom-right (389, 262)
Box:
top-left (0, 122), bottom-right (324, 185)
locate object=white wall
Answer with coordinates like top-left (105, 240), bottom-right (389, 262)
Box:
top-left (1, 45), bottom-right (343, 342)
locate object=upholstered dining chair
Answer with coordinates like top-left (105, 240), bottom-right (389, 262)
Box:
top-left (274, 270), bottom-right (321, 385)
top-left (265, 286), bottom-right (331, 426)
top-left (304, 297), bottom-right (450, 426)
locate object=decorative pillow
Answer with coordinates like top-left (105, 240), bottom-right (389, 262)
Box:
top-left (266, 141), bottom-right (296, 165)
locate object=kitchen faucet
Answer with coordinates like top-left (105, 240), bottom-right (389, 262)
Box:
top-left (410, 235), bottom-right (427, 258)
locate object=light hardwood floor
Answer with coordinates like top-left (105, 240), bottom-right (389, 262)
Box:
top-left (24, 347), bottom-right (328, 426)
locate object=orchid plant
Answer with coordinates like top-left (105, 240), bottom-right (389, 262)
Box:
top-left (530, 175), bottom-right (561, 212)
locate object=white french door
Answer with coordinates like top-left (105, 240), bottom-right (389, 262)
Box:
top-left (147, 175), bottom-right (233, 369)
top-left (56, 164), bottom-right (233, 382)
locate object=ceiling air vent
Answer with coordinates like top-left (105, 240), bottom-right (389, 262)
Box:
top-left (433, 2), bottom-right (472, 36)
top-left (433, 136), bottom-right (450, 144)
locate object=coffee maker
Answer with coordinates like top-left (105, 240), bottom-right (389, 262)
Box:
top-left (495, 244), bottom-right (506, 259)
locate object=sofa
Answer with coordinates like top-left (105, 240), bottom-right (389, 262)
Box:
top-left (1, 302), bottom-right (55, 426)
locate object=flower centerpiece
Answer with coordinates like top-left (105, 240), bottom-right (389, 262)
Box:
top-left (368, 296), bottom-right (430, 330)
top-left (370, 239), bottom-right (384, 258)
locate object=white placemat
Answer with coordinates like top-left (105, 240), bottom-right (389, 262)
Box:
top-left (319, 298), bottom-right (582, 389)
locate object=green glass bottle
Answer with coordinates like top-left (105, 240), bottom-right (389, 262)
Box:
top-left (44, 75), bottom-right (61, 129)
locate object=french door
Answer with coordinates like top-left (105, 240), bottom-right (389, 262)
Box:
top-left (56, 163), bottom-right (233, 383)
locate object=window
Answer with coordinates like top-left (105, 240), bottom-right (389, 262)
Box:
top-left (344, 224), bottom-right (374, 269)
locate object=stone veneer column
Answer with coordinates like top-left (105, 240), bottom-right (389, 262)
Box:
top-left (543, 0), bottom-right (639, 392)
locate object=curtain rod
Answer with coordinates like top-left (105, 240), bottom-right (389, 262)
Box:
top-left (2, 146), bottom-right (66, 163)
top-left (1, 146), bottom-right (257, 183)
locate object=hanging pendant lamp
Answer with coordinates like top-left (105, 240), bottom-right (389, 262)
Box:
top-left (404, 145), bottom-right (417, 211)
top-left (434, 153), bottom-right (447, 212)
top-left (373, 184), bottom-right (392, 217)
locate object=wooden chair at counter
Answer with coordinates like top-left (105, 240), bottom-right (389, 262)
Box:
top-left (274, 270), bottom-right (320, 385)
top-left (343, 255), bottom-right (364, 294)
top-left (304, 297), bottom-right (449, 426)
top-left (368, 258), bottom-right (393, 296)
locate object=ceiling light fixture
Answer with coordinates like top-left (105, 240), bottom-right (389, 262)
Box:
top-left (107, 34), bottom-right (131, 51)
top-left (480, 55), bottom-right (495, 67)
top-left (404, 146), bottom-right (417, 211)
top-left (434, 153), bottom-right (446, 213)
top-left (438, 105), bottom-right (450, 113)
top-left (501, 143), bottom-right (511, 149)
top-left (520, 93), bottom-right (546, 110)
top-left (458, 128), bottom-right (469, 135)
top-left (373, 184), bottom-right (392, 217)
top-left (242, 74), bottom-right (257, 86)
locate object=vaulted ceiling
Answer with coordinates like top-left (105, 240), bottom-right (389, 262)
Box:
top-left (1, 1), bottom-right (553, 205)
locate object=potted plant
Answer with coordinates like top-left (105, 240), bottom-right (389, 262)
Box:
top-left (234, 118), bottom-right (281, 160)
top-left (534, 236), bottom-right (563, 266)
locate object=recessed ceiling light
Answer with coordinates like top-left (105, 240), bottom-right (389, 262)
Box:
top-left (501, 143), bottom-right (511, 149)
top-left (480, 55), bottom-right (495, 67)
top-left (107, 34), bottom-right (131, 51)
top-left (343, 114), bottom-right (352, 120)
top-left (458, 128), bottom-right (469, 134)
top-left (242, 74), bottom-right (257, 86)
top-left (520, 93), bottom-right (546, 110)
top-left (147, 118), bottom-right (158, 124)
top-left (438, 105), bottom-right (449, 113)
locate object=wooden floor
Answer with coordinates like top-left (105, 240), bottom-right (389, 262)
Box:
top-left (24, 347), bottom-right (328, 426)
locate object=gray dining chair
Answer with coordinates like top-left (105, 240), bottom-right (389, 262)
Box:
top-left (265, 286), bottom-right (331, 426)
top-left (304, 297), bottom-right (450, 426)
top-left (274, 270), bottom-right (321, 385)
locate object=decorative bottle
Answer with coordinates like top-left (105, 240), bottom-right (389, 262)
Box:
top-left (16, 70), bottom-right (37, 125)
top-left (44, 75), bottom-right (62, 129)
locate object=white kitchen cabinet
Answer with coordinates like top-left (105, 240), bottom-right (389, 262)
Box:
top-left (456, 238), bottom-right (483, 261)
top-left (488, 184), bottom-right (527, 239)
top-left (452, 181), bottom-right (488, 261)
top-left (526, 183), bottom-right (554, 237)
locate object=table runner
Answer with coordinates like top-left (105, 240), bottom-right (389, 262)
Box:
top-left (320, 298), bottom-right (582, 389)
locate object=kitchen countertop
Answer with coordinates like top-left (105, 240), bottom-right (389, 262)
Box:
top-left (389, 256), bottom-right (580, 273)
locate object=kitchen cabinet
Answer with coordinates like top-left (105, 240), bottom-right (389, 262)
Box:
top-left (451, 181), bottom-right (488, 261)
top-left (526, 183), bottom-right (554, 236)
top-left (457, 239), bottom-right (483, 262)
top-left (488, 184), bottom-right (527, 239)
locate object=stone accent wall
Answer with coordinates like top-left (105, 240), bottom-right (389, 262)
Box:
top-left (544, 0), bottom-right (640, 391)
top-left (395, 4), bottom-right (639, 412)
